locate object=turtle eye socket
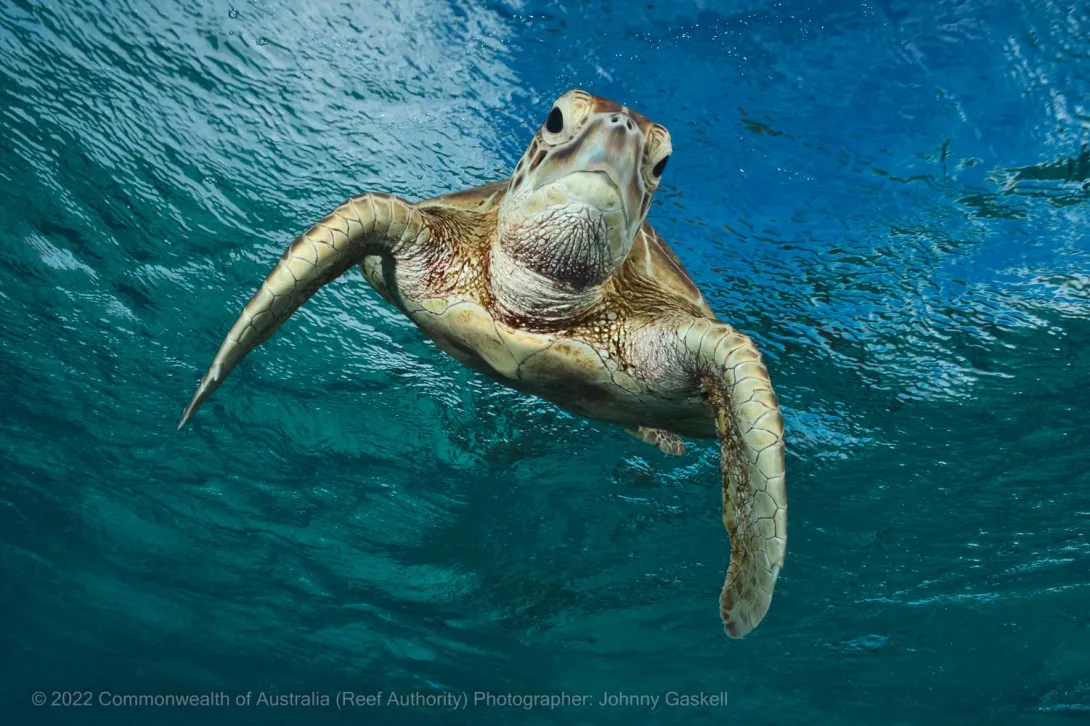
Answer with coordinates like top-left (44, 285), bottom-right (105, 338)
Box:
top-left (545, 107), bottom-right (564, 134)
top-left (652, 155), bottom-right (669, 178)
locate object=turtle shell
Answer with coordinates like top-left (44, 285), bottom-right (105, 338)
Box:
top-left (626, 221), bottom-right (717, 320)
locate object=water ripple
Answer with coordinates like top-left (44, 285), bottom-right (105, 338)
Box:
top-left (2, 0), bottom-right (1090, 724)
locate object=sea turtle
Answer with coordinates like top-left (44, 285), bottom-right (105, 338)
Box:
top-left (179, 90), bottom-right (787, 638)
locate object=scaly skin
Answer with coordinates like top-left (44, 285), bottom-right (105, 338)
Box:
top-left (180, 90), bottom-right (787, 638)
top-left (628, 426), bottom-right (686, 456)
top-left (178, 193), bottom-right (428, 427)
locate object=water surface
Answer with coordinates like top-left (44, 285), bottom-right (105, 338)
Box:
top-left (2, 0), bottom-right (1089, 724)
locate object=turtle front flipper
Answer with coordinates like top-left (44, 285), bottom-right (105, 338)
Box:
top-left (685, 321), bottom-right (787, 638)
top-left (179, 193), bottom-right (427, 428)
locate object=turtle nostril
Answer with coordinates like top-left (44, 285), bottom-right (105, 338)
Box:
top-left (625, 119), bottom-right (633, 131)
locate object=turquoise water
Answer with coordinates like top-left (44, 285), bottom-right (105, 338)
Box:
top-left (2, 0), bottom-right (1089, 723)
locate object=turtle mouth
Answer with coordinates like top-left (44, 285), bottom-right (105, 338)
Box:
top-left (541, 170), bottom-right (627, 218)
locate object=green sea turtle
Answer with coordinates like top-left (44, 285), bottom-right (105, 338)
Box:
top-left (179, 90), bottom-right (787, 638)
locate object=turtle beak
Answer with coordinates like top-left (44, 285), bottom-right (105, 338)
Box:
top-left (533, 113), bottom-right (646, 227)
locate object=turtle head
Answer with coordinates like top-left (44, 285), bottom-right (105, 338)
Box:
top-left (494, 90), bottom-right (672, 312)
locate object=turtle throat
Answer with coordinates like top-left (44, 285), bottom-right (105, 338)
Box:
top-left (492, 172), bottom-right (633, 322)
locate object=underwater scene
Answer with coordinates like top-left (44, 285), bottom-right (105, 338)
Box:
top-left (1, 0), bottom-right (1089, 724)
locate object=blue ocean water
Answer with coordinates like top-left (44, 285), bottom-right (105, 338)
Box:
top-left (2, 0), bottom-right (1089, 723)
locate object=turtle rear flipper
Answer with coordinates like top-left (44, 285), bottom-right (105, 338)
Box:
top-left (626, 426), bottom-right (686, 456)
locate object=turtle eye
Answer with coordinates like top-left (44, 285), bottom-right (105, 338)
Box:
top-left (652, 155), bottom-right (669, 178)
top-left (545, 107), bottom-right (564, 134)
